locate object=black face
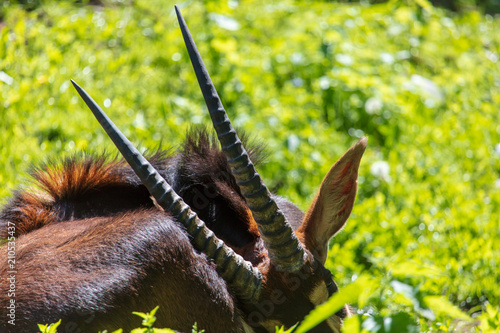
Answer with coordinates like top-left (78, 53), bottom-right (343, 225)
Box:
top-left (324, 269), bottom-right (339, 297)
top-left (245, 259), bottom-right (345, 332)
top-left (323, 269), bottom-right (348, 320)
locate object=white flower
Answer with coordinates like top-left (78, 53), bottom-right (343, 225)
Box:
top-left (335, 53), bottom-right (353, 66)
top-left (370, 161), bottom-right (391, 182)
top-left (365, 97), bottom-right (383, 115)
top-left (318, 76), bottom-right (331, 90)
top-left (0, 71), bottom-right (14, 85)
top-left (380, 52), bottom-right (394, 64)
top-left (208, 14), bottom-right (240, 31)
top-left (287, 134), bottom-right (300, 152)
top-left (494, 143), bottom-right (500, 156)
top-left (409, 74), bottom-right (444, 105)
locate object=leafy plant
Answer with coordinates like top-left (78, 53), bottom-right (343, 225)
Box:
top-left (38, 319), bottom-right (61, 333)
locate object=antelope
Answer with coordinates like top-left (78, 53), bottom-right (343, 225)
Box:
top-left (0, 6), bottom-right (367, 333)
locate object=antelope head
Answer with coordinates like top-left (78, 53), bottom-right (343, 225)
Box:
top-left (71, 5), bottom-right (366, 332)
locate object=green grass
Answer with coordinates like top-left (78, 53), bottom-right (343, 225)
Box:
top-left (1, 0), bottom-right (500, 331)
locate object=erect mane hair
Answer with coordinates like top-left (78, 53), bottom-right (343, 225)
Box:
top-left (0, 127), bottom-right (265, 247)
top-left (174, 127), bottom-right (265, 201)
top-left (171, 127), bottom-right (265, 249)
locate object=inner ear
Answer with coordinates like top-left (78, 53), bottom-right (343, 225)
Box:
top-left (297, 138), bottom-right (367, 263)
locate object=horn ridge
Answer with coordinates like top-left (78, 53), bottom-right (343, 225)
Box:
top-left (71, 79), bottom-right (261, 302)
top-left (175, 6), bottom-right (306, 271)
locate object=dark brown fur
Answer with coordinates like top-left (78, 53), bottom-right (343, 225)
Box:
top-left (0, 128), bottom-right (264, 332)
top-left (1, 209), bottom-right (247, 332)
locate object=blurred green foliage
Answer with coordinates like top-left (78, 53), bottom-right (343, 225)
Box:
top-left (338, 0), bottom-right (500, 14)
top-left (1, 0), bottom-right (499, 331)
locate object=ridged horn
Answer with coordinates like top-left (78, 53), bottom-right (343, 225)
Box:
top-left (71, 79), bottom-right (262, 302)
top-left (175, 5), bottom-right (306, 272)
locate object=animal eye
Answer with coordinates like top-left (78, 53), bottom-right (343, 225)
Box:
top-left (326, 277), bottom-right (338, 296)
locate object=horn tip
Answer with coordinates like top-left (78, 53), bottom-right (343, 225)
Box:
top-left (174, 4), bottom-right (182, 19)
top-left (70, 79), bottom-right (85, 96)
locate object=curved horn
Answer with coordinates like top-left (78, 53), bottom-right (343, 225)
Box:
top-left (175, 6), bottom-right (306, 272)
top-left (71, 80), bottom-right (261, 302)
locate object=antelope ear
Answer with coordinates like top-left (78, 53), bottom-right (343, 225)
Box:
top-left (297, 137), bottom-right (367, 264)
